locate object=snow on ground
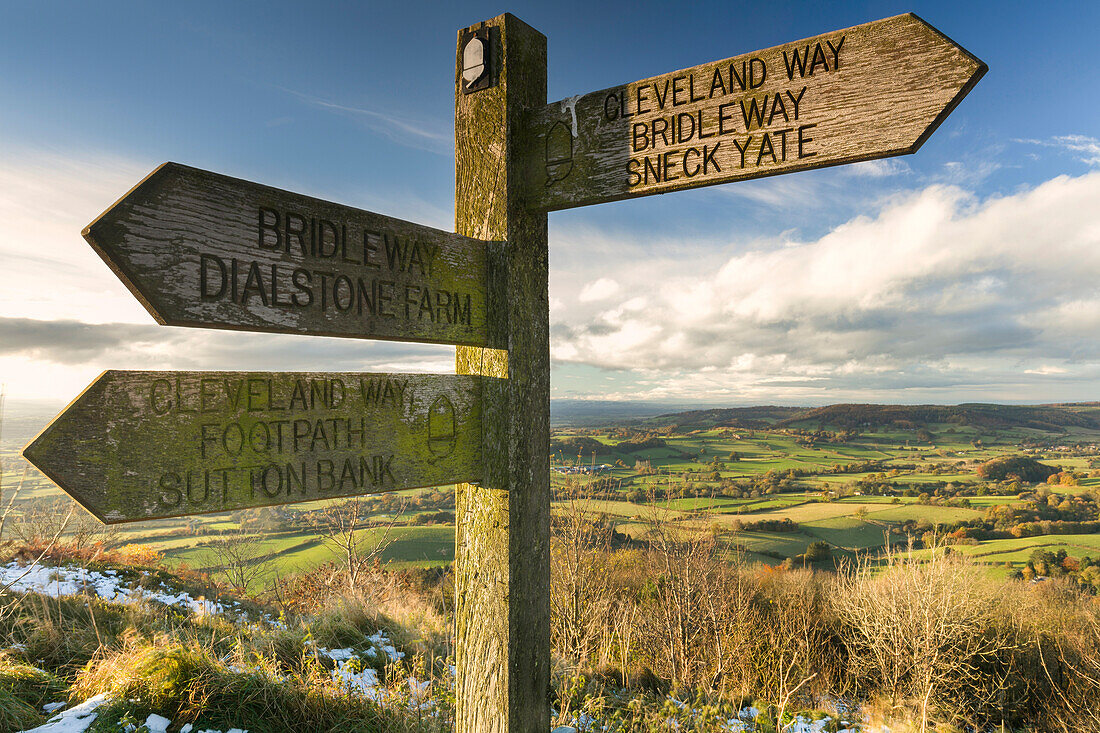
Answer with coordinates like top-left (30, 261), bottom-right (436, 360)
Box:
top-left (21, 693), bottom-right (109, 733)
top-left (0, 561), bottom-right (240, 617)
top-left (8, 562), bottom-right (889, 733)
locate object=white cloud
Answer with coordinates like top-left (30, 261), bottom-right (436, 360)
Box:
top-left (280, 87), bottom-right (451, 156)
top-left (577, 277), bottom-right (620, 302)
top-left (6, 145), bottom-right (1100, 406)
top-left (1016, 135), bottom-right (1100, 167)
top-left (549, 171), bottom-right (1100, 402)
top-left (0, 149), bottom-right (156, 324)
top-left (843, 159), bottom-right (910, 178)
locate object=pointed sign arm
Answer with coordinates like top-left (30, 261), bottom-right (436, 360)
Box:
top-left (23, 370), bottom-right (483, 524)
top-left (522, 12), bottom-right (987, 211)
top-left (83, 162), bottom-right (490, 346)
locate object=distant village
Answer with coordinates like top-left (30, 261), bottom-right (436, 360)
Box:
top-left (552, 463), bottom-right (613, 475)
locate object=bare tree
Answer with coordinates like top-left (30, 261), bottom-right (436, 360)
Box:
top-left (313, 495), bottom-right (408, 590)
top-left (0, 467), bottom-right (75, 618)
top-left (207, 527), bottom-right (274, 596)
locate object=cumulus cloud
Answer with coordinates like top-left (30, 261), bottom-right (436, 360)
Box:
top-left (578, 277), bottom-right (620, 302)
top-left (5, 145), bottom-right (1100, 405)
top-left (548, 171), bottom-right (1100, 402)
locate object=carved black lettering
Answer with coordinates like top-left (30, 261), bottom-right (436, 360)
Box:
top-left (677, 112), bottom-right (695, 143)
top-left (361, 230), bottom-right (382, 269)
top-left (786, 86), bottom-right (806, 119)
top-left (731, 61), bottom-right (747, 91)
top-left (662, 151), bottom-right (679, 182)
top-left (750, 58), bottom-right (767, 88)
top-left (827, 36), bottom-right (845, 70)
top-left (317, 220), bottom-right (339, 258)
top-left (652, 79), bottom-right (670, 109)
top-left (258, 207), bottom-right (281, 250)
top-left (718, 102), bottom-right (737, 135)
top-left (356, 277), bottom-right (376, 315)
top-left (652, 117), bottom-right (670, 147)
top-left (604, 92), bottom-right (619, 121)
top-left (798, 123), bottom-right (817, 158)
top-left (741, 96), bottom-right (767, 131)
top-left (333, 274), bottom-right (353, 312)
top-left (703, 143), bottom-right (721, 175)
top-left (683, 147), bottom-right (701, 177)
top-left (733, 136), bottom-right (752, 168)
top-left (158, 473), bottom-right (182, 508)
top-left (285, 212), bottom-right (309, 257)
top-left (757, 133), bottom-right (777, 165)
top-left (767, 93), bottom-right (789, 125)
top-left (199, 253), bottom-right (227, 299)
top-left (241, 260), bottom-right (269, 306)
top-left (697, 108), bottom-right (716, 139)
top-left (291, 268), bottom-right (313, 307)
top-left (809, 43), bottom-right (829, 75)
top-left (689, 72), bottom-right (704, 103)
top-left (671, 75), bottom-right (687, 106)
top-left (783, 46), bottom-right (810, 79)
top-left (709, 66), bottom-right (727, 98)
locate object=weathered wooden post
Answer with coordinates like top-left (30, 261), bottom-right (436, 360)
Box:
top-left (454, 14), bottom-right (550, 733)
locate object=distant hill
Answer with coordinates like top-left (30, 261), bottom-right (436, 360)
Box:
top-left (774, 403), bottom-right (1100, 432)
top-left (615, 401), bottom-right (1100, 433)
top-left (638, 406), bottom-right (806, 430)
top-left (551, 400), bottom-right (707, 427)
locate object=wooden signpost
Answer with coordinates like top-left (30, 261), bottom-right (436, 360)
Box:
top-left (84, 163), bottom-right (488, 346)
top-left (524, 13), bottom-right (986, 211)
top-left (23, 371), bottom-right (481, 523)
top-left (22, 10), bottom-right (984, 733)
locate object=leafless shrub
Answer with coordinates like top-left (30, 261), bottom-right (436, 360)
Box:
top-left (0, 468), bottom-right (75, 619)
top-left (207, 527), bottom-right (275, 596)
top-left (837, 544), bottom-right (1009, 731)
top-left (753, 569), bottom-right (837, 721)
top-left (634, 497), bottom-right (759, 694)
top-left (313, 495), bottom-right (408, 590)
top-left (1034, 584), bottom-right (1100, 731)
top-left (550, 486), bottom-right (616, 667)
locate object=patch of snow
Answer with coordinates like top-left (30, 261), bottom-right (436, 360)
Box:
top-left (0, 561), bottom-right (272, 623)
top-left (332, 659), bottom-right (382, 699)
top-left (41, 702), bottom-right (66, 713)
top-left (20, 692), bottom-right (110, 733)
top-left (143, 714), bottom-right (171, 733)
top-left (368, 630), bottom-right (404, 661)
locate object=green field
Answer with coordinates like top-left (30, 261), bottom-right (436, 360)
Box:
top-left (4, 403), bottom-right (1100, 582)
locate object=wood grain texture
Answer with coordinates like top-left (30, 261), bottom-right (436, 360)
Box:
top-left (522, 13), bottom-right (985, 211)
top-left (84, 163), bottom-right (488, 345)
top-left (454, 13), bottom-right (550, 733)
top-left (22, 371), bottom-right (481, 524)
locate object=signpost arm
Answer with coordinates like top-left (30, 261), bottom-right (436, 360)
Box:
top-left (454, 13), bottom-right (549, 733)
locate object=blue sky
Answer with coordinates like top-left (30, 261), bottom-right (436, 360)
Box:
top-left (2, 0), bottom-right (1099, 405)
